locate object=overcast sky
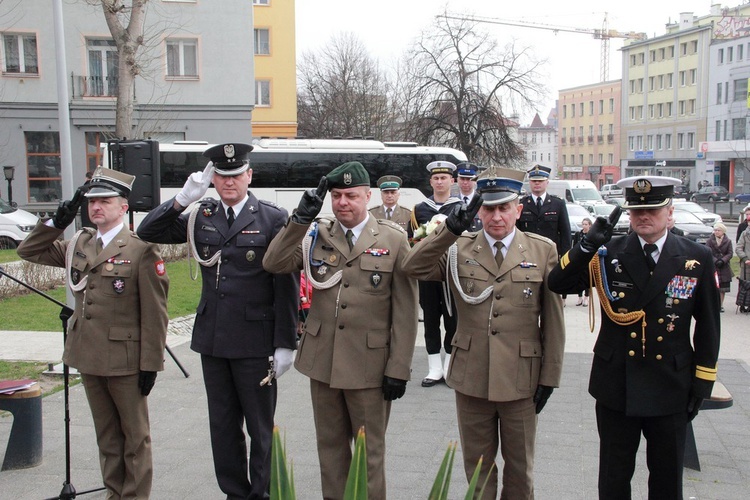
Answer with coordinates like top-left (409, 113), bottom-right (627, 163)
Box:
top-left (296, 0), bottom-right (717, 125)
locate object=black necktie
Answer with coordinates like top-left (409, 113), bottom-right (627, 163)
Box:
top-left (345, 230), bottom-right (354, 250)
top-left (644, 243), bottom-right (658, 272)
top-left (463, 196), bottom-right (469, 205)
top-left (227, 206), bottom-right (235, 227)
top-left (536, 196), bottom-right (542, 212)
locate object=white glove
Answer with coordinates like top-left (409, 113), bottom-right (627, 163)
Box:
top-left (175, 162), bottom-right (215, 208)
top-left (273, 348), bottom-right (295, 379)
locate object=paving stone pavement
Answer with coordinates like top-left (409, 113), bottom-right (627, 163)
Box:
top-left (2, 292), bottom-right (750, 499)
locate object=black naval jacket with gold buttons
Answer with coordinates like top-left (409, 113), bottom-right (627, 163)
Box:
top-left (137, 194), bottom-right (299, 358)
top-left (548, 231), bottom-right (720, 417)
top-left (517, 194), bottom-right (571, 258)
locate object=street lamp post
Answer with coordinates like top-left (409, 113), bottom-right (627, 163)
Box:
top-left (3, 166), bottom-right (15, 206)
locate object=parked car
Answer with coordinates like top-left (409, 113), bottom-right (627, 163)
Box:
top-left (566, 203), bottom-right (594, 236)
top-left (589, 203), bottom-right (630, 234)
top-left (673, 185), bottom-right (690, 198)
top-left (672, 210), bottom-right (713, 244)
top-left (672, 201), bottom-right (722, 226)
top-left (599, 184), bottom-right (623, 199)
top-left (690, 185), bottom-right (729, 202)
top-left (735, 192), bottom-right (750, 204)
top-left (0, 198), bottom-right (38, 249)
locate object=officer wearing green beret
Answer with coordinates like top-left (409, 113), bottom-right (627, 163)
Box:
top-left (369, 175), bottom-right (412, 234)
top-left (264, 161), bottom-right (418, 500)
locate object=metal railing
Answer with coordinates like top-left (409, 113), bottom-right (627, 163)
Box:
top-left (70, 74), bottom-right (119, 98)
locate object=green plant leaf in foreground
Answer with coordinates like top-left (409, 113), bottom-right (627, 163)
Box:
top-left (270, 426), bottom-right (295, 500)
top-left (429, 441), bottom-right (456, 500)
top-left (343, 426), bottom-right (368, 500)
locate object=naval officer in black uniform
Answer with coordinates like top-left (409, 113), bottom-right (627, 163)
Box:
top-left (137, 143), bottom-right (299, 499)
top-left (517, 164), bottom-right (571, 258)
top-left (548, 176), bottom-right (720, 499)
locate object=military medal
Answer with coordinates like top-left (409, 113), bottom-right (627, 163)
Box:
top-left (71, 270), bottom-right (80, 285)
top-left (203, 207), bottom-right (213, 217)
top-left (364, 248), bottom-right (390, 256)
top-left (371, 273), bottom-right (382, 288)
top-left (317, 265), bottom-right (328, 276)
top-left (612, 259), bottom-right (622, 273)
top-left (329, 255), bottom-right (337, 263)
top-left (666, 313), bottom-right (679, 332)
top-left (523, 287), bottom-right (533, 299)
top-left (202, 246), bottom-right (211, 258)
top-left (246, 250), bottom-right (256, 262)
top-left (112, 278), bottom-right (125, 294)
top-left (105, 263), bottom-right (114, 271)
top-left (466, 281), bottom-right (474, 293)
top-left (520, 261), bottom-right (537, 268)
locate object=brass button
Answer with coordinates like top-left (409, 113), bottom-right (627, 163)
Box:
top-left (628, 350), bottom-right (635, 357)
top-left (673, 299), bottom-right (680, 305)
top-left (618, 292), bottom-right (625, 298)
top-left (658, 318), bottom-right (664, 324)
top-left (656, 354), bottom-right (663, 360)
top-left (657, 336), bottom-right (663, 342)
top-left (630, 332), bottom-right (637, 338)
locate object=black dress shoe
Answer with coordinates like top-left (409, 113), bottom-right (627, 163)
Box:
top-left (421, 377), bottom-right (443, 387)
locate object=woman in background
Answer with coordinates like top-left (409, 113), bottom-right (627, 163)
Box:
top-left (572, 217), bottom-right (592, 306)
top-left (707, 222), bottom-right (733, 312)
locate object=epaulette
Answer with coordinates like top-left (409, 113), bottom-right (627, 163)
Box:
top-left (548, 194), bottom-right (564, 201)
top-left (259, 199), bottom-right (282, 211)
top-left (376, 219), bottom-right (406, 233)
top-left (199, 198), bottom-right (219, 208)
top-left (524, 231), bottom-right (556, 247)
top-left (314, 216), bottom-right (336, 228)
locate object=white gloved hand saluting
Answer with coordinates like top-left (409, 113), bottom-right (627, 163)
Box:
top-left (175, 162), bottom-right (215, 208)
top-left (273, 348), bottom-right (295, 379)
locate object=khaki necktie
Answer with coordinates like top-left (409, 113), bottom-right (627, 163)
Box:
top-left (345, 229), bottom-right (354, 250)
top-left (494, 241), bottom-right (504, 268)
top-left (386, 208), bottom-right (392, 220)
top-left (96, 237), bottom-right (104, 255)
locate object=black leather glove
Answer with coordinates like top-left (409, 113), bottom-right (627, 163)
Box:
top-left (687, 396), bottom-right (703, 422)
top-left (580, 205), bottom-right (622, 253)
top-left (533, 385), bottom-right (554, 414)
top-left (382, 376), bottom-right (407, 401)
top-left (291, 176), bottom-right (328, 225)
top-left (715, 259), bottom-right (724, 269)
top-left (138, 371), bottom-right (157, 396)
top-left (52, 188), bottom-right (85, 229)
top-left (445, 193), bottom-right (483, 235)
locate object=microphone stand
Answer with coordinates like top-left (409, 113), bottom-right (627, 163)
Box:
top-left (0, 265), bottom-right (105, 499)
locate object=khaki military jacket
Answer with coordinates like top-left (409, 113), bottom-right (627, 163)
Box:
top-left (263, 215), bottom-right (418, 389)
top-left (17, 222), bottom-right (169, 376)
top-left (402, 224), bottom-right (565, 401)
top-left (369, 204), bottom-right (412, 233)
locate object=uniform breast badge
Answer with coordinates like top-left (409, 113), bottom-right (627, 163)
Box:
top-left (666, 313), bottom-right (679, 332)
top-left (246, 250), bottom-right (256, 262)
top-left (202, 207), bottom-right (213, 217)
top-left (523, 287), bottom-right (533, 299)
top-left (612, 259), bottom-right (622, 274)
top-left (466, 280), bottom-right (475, 294)
top-left (317, 265), bottom-right (328, 276)
top-left (371, 273), bottom-right (382, 288)
top-left (685, 260), bottom-right (700, 271)
top-left (202, 246), bottom-right (211, 258)
top-left (71, 269), bottom-right (80, 285)
top-left (364, 248), bottom-right (390, 256)
top-left (112, 278), bottom-right (125, 294)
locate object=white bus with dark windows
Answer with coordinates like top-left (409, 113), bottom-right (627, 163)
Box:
top-left (100, 138), bottom-right (468, 226)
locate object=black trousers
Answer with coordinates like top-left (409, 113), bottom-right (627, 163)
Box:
top-left (418, 280), bottom-right (456, 354)
top-left (596, 402), bottom-right (687, 500)
top-left (201, 355), bottom-right (277, 500)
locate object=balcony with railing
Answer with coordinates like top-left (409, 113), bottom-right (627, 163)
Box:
top-left (587, 135), bottom-right (594, 144)
top-left (597, 135), bottom-right (604, 143)
top-left (577, 137), bottom-right (584, 144)
top-left (561, 137), bottom-right (567, 144)
top-left (71, 74), bottom-right (120, 98)
top-left (607, 134), bottom-right (615, 143)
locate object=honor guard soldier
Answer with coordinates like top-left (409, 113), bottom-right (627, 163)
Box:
top-left (548, 176), bottom-right (721, 499)
top-left (137, 143), bottom-right (299, 499)
top-left (517, 164), bottom-right (571, 258)
top-left (411, 160), bottom-right (462, 387)
top-left (456, 162), bottom-right (483, 232)
top-left (369, 175), bottom-right (412, 235)
top-left (263, 162), bottom-right (418, 500)
top-left (18, 168), bottom-right (169, 499)
top-left (403, 166), bottom-right (565, 498)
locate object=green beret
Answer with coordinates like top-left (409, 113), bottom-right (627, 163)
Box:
top-left (326, 161), bottom-right (370, 190)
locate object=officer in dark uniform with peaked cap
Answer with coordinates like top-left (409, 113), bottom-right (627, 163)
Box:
top-left (18, 168), bottom-right (169, 499)
top-left (517, 164), bottom-right (571, 258)
top-left (548, 175), bottom-right (720, 499)
top-left (137, 143), bottom-right (299, 499)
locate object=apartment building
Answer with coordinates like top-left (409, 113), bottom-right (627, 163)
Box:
top-left (706, 30), bottom-right (750, 195)
top-left (558, 80), bottom-right (622, 188)
top-left (518, 111), bottom-right (558, 175)
top-left (0, 0), bottom-right (254, 208)
top-left (252, 0), bottom-right (297, 138)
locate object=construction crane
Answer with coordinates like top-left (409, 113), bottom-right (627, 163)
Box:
top-left (441, 13), bottom-right (647, 82)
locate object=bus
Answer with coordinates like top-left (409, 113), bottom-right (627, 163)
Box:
top-left (102, 138), bottom-right (468, 223)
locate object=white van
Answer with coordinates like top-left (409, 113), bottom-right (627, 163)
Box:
top-left (0, 198), bottom-right (38, 249)
top-left (546, 180), bottom-right (606, 210)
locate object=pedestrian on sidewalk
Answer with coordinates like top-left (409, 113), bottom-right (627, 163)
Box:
top-left (549, 176), bottom-right (720, 499)
top-left (573, 217), bottom-right (592, 306)
top-left (17, 168), bottom-right (169, 499)
top-left (403, 166), bottom-right (565, 499)
top-left (137, 143), bottom-right (299, 499)
top-left (707, 222), bottom-right (733, 312)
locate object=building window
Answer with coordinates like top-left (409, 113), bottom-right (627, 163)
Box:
top-left (725, 82), bottom-right (729, 103)
top-left (733, 118), bottom-right (747, 139)
top-left (253, 0), bottom-right (270, 4)
top-left (717, 82), bottom-right (723, 104)
top-left (562, 155), bottom-right (566, 165)
top-left (734, 78), bottom-right (748, 102)
top-left (26, 132), bottom-right (61, 202)
top-left (85, 132), bottom-right (108, 172)
top-left (2, 33), bottom-right (38, 74)
top-left (589, 101), bottom-right (594, 115)
top-left (588, 154), bottom-right (594, 164)
top-left (598, 153), bottom-right (603, 164)
top-left (571, 104), bottom-right (575, 117)
top-left (628, 136), bottom-right (634, 151)
top-left (690, 69), bottom-right (697, 85)
top-left (608, 153), bottom-right (614, 164)
top-left (656, 134), bottom-right (663, 150)
top-left (667, 73), bottom-right (673, 88)
top-left (636, 136), bottom-right (643, 150)
top-left (85, 39), bottom-right (119, 96)
top-left (609, 98), bottom-right (614, 113)
top-left (658, 74), bottom-right (664, 89)
top-left (630, 54), bottom-right (636, 66)
top-left (166, 39), bottom-right (198, 77)
top-left (254, 28), bottom-right (270, 55)
top-left (739, 44), bottom-right (744, 60)
top-left (715, 120), bottom-right (721, 141)
top-left (579, 102), bottom-right (584, 116)
top-left (724, 120), bottom-right (728, 139)
top-left (629, 107), bottom-right (635, 121)
top-left (689, 99), bottom-right (696, 114)
top-left (679, 71), bottom-right (686, 87)
top-left (629, 79), bottom-right (635, 94)
top-left (728, 46), bottom-right (734, 62)
top-left (579, 154), bottom-right (584, 165)
top-left (255, 79), bottom-right (270, 106)
top-left (677, 133), bottom-right (684, 149)
top-left (687, 133), bottom-right (695, 149)
top-left (649, 76), bottom-right (655, 91)
top-left (718, 48), bottom-right (724, 63)
top-left (599, 99), bottom-right (604, 114)
top-left (680, 42), bottom-right (687, 56)
top-left (647, 135), bottom-right (654, 151)
top-left (665, 134), bottom-right (672, 150)
top-left (668, 46), bottom-right (675, 58)
top-left (679, 100), bottom-right (685, 115)
top-left (649, 104), bottom-right (654, 119)
top-left (562, 105), bottom-right (567, 118)
top-left (691, 40), bottom-right (698, 54)
top-left (667, 102), bottom-right (673, 117)
top-left (657, 103), bottom-right (664, 118)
